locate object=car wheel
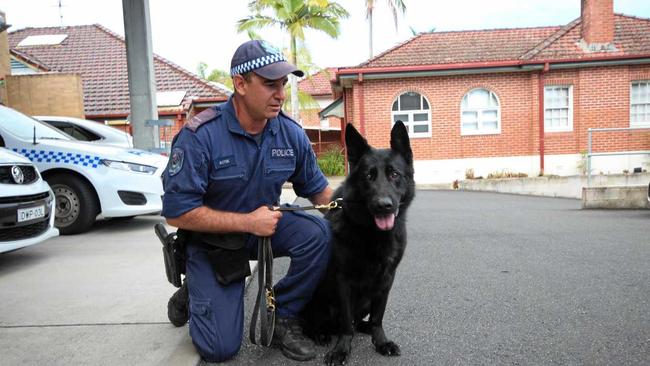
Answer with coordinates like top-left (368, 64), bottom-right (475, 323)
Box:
top-left (47, 174), bottom-right (99, 235)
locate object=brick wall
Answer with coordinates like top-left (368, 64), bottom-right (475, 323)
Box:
top-left (345, 64), bottom-right (650, 161)
top-left (6, 73), bottom-right (84, 117)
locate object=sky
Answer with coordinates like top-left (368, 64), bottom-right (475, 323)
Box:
top-left (2, 0), bottom-right (650, 76)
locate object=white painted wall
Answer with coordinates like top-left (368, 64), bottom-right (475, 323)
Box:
top-left (413, 152), bottom-right (650, 184)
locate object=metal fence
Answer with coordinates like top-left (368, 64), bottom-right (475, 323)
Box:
top-left (587, 126), bottom-right (650, 186)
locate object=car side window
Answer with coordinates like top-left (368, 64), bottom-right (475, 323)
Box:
top-left (71, 126), bottom-right (101, 141)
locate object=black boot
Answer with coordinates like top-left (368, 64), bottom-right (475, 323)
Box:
top-left (272, 317), bottom-right (316, 361)
top-left (167, 280), bottom-right (188, 327)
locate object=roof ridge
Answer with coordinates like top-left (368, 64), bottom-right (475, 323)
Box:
top-left (412, 24), bottom-right (563, 36)
top-left (91, 24), bottom-right (230, 96)
top-left (8, 24), bottom-right (97, 34)
top-left (615, 12), bottom-right (650, 22)
top-left (519, 17), bottom-right (581, 60)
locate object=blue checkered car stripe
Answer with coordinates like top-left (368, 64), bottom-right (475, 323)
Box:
top-left (230, 53), bottom-right (286, 76)
top-left (13, 148), bottom-right (102, 168)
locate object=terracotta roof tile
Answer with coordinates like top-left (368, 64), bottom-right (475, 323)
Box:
top-left (8, 24), bottom-right (229, 116)
top-left (343, 14), bottom-right (650, 71)
top-left (298, 67), bottom-right (336, 96)
top-left (355, 26), bottom-right (561, 68)
top-left (529, 14), bottom-right (650, 60)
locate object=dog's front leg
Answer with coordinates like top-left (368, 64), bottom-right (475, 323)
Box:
top-left (369, 277), bottom-right (400, 357)
top-left (324, 275), bottom-right (354, 366)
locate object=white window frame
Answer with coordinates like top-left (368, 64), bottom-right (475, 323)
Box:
top-left (460, 88), bottom-right (501, 136)
top-left (631, 81), bottom-right (650, 127)
top-left (544, 85), bottom-right (573, 132)
top-left (391, 92), bottom-right (432, 138)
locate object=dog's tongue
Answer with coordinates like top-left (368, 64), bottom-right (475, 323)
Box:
top-left (374, 214), bottom-right (395, 231)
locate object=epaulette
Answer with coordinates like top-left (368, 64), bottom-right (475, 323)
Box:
top-left (185, 107), bottom-right (221, 132)
top-left (278, 110), bottom-right (302, 127)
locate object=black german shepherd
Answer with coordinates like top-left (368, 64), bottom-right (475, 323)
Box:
top-left (301, 121), bottom-right (415, 365)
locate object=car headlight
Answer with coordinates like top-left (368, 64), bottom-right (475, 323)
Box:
top-left (101, 159), bottom-right (158, 175)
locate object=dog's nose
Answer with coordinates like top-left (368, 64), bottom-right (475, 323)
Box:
top-left (375, 197), bottom-right (394, 211)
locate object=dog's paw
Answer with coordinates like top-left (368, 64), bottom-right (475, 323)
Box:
top-left (375, 341), bottom-right (401, 356)
top-left (324, 348), bottom-right (349, 365)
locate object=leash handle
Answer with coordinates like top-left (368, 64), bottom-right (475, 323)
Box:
top-left (271, 198), bottom-right (343, 212)
top-left (250, 236), bottom-right (275, 346)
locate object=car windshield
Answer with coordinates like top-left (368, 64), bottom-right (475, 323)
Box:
top-left (0, 106), bottom-right (72, 141)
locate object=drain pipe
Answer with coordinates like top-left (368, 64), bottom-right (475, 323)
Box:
top-left (538, 63), bottom-right (549, 175)
top-left (358, 73), bottom-right (366, 135)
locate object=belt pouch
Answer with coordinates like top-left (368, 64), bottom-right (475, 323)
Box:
top-left (205, 247), bottom-right (251, 285)
top-left (199, 233), bottom-right (251, 285)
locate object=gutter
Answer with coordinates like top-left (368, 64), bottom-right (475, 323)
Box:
top-left (336, 54), bottom-right (650, 82)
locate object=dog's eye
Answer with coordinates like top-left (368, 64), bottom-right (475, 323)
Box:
top-left (390, 171), bottom-right (400, 179)
top-left (365, 172), bottom-right (375, 180)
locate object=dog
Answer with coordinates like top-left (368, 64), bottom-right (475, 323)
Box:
top-left (301, 120), bottom-right (415, 366)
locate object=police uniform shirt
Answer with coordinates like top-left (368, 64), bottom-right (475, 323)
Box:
top-left (161, 98), bottom-right (328, 218)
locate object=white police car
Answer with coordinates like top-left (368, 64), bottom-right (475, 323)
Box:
top-left (35, 115), bottom-right (134, 148)
top-left (0, 105), bottom-right (168, 235)
top-left (0, 147), bottom-right (58, 253)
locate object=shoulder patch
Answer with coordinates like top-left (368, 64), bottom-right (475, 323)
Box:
top-left (278, 110), bottom-right (302, 127)
top-left (168, 148), bottom-right (185, 176)
top-left (186, 107), bottom-right (221, 132)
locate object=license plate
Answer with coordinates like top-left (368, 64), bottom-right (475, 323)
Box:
top-left (17, 205), bottom-right (45, 223)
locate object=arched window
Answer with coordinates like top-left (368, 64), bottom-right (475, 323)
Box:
top-left (461, 88), bottom-right (500, 135)
top-left (391, 92), bottom-right (431, 138)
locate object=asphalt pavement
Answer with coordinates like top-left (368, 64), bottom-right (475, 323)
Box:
top-left (1, 189), bottom-right (649, 365)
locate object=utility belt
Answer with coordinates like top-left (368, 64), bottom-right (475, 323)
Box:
top-left (154, 224), bottom-right (251, 287)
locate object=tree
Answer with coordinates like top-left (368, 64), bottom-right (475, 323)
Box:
top-left (365, 0), bottom-right (406, 58)
top-left (237, 0), bottom-right (349, 121)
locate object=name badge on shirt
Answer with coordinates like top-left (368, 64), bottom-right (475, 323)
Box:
top-left (271, 148), bottom-right (295, 159)
top-left (216, 155), bottom-right (235, 169)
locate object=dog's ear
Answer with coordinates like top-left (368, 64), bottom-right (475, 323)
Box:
top-left (391, 120), bottom-right (412, 165)
top-left (345, 123), bottom-right (370, 165)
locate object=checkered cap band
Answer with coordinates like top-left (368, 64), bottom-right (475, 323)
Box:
top-left (14, 148), bottom-right (102, 168)
top-left (230, 53), bottom-right (287, 76)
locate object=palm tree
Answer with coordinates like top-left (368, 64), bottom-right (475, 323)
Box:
top-left (237, 0), bottom-right (349, 121)
top-left (365, 0), bottom-right (406, 58)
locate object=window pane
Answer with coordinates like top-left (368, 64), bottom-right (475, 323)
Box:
top-left (462, 111), bottom-right (477, 122)
top-left (422, 98), bottom-right (430, 110)
top-left (393, 114), bottom-right (409, 123)
top-left (490, 93), bottom-right (498, 107)
top-left (413, 124), bottom-right (429, 133)
top-left (468, 89), bottom-right (489, 108)
top-left (399, 92), bottom-right (421, 110)
top-left (483, 121), bottom-right (498, 130)
top-left (414, 113), bottom-right (429, 122)
top-left (392, 100), bottom-right (398, 111)
top-left (463, 122), bottom-right (478, 130)
top-left (482, 110), bottom-right (498, 120)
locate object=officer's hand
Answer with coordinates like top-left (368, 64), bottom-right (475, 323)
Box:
top-left (247, 206), bottom-right (282, 237)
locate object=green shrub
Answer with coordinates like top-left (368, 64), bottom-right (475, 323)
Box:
top-left (318, 147), bottom-right (345, 176)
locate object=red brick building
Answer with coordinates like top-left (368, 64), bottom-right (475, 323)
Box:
top-left (7, 24), bottom-right (230, 147)
top-left (333, 0), bottom-right (650, 183)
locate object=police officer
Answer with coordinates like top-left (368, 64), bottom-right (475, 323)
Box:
top-left (161, 39), bottom-right (333, 363)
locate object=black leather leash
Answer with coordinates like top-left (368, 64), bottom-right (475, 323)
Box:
top-left (249, 198), bottom-right (343, 347)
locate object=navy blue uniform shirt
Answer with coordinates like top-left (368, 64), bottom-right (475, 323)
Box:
top-left (162, 97), bottom-right (328, 218)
